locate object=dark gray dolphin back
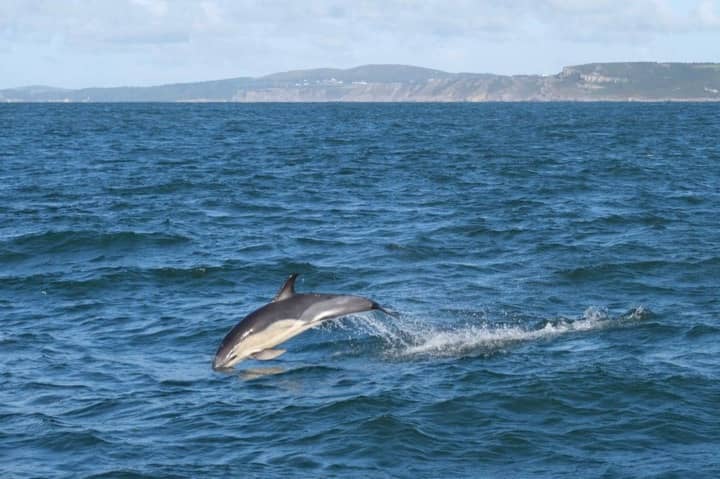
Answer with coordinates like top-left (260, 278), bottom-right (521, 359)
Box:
top-left (246, 294), bottom-right (339, 329)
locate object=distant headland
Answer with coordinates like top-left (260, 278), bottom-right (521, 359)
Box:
top-left (2, 62), bottom-right (720, 102)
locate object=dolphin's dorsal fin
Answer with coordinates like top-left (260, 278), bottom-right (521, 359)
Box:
top-left (273, 273), bottom-right (298, 302)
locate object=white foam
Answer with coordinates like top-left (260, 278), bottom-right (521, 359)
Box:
top-left (332, 306), bottom-right (648, 359)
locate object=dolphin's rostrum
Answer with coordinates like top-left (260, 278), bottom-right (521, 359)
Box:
top-left (212, 273), bottom-right (390, 370)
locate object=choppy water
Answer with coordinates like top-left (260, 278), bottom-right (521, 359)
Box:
top-left (1, 103), bottom-right (719, 478)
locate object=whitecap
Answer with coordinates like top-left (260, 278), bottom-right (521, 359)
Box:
top-left (330, 306), bottom-right (649, 359)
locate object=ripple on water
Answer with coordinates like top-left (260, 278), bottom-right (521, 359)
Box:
top-left (1, 103), bottom-right (719, 478)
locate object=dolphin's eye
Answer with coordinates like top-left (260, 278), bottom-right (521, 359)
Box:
top-left (228, 354), bottom-right (238, 361)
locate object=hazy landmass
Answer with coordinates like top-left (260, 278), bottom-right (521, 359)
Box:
top-left (2, 62), bottom-right (720, 102)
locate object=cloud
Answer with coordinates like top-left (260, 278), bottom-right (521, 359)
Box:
top-left (539, 0), bottom-right (720, 34)
top-left (696, 0), bottom-right (720, 26)
top-left (0, 1), bottom-right (194, 46)
top-left (2, 0), bottom-right (717, 46)
top-left (130, 0), bottom-right (169, 17)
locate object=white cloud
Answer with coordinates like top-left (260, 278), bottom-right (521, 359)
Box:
top-left (2, 1), bottom-right (717, 46)
top-left (130, 0), bottom-right (169, 17)
top-left (696, 0), bottom-right (720, 26)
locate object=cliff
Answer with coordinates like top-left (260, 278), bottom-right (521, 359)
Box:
top-left (2, 63), bottom-right (719, 102)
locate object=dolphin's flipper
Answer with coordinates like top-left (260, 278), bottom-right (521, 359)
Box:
top-left (273, 273), bottom-right (298, 302)
top-left (251, 349), bottom-right (286, 360)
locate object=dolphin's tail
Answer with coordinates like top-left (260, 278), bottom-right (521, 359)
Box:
top-left (372, 302), bottom-right (399, 318)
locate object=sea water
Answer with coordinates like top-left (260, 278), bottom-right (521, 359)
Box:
top-left (1, 103), bottom-right (719, 478)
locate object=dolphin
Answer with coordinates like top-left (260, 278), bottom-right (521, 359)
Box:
top-left (212, 273), bottom-right (390, 370)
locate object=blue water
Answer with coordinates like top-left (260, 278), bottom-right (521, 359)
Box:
top-left (1, 103), bottom-right (719, 478)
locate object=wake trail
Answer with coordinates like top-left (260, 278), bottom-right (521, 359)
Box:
top-left (333, 306), bottom-right (651, 359)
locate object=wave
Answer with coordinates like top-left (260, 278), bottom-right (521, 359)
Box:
top-left (330, 306), bottom-right (651, 359)
top-left (0, 230), bottom-right (191, 256)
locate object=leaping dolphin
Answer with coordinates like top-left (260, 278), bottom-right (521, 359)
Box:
top-left (212, 273), bottom-right (391, 370)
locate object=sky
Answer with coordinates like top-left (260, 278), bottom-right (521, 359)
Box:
top-left (1, 0), bottom-right (719, 89)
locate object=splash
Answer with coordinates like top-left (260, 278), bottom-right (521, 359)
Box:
top-left (332, 306), bottom-right (650, 359)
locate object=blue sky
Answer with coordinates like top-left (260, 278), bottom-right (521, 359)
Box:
top-left (1, 0), bottom-right (719, 89)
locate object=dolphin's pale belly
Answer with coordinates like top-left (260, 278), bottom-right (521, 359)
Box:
top-left (241, 319), bottom-right (315, 356)
top-left (239, 298), bottom-right (376, 359)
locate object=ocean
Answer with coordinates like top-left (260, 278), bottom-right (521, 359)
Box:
top-left (1, 102), bottom-right (718, 478)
